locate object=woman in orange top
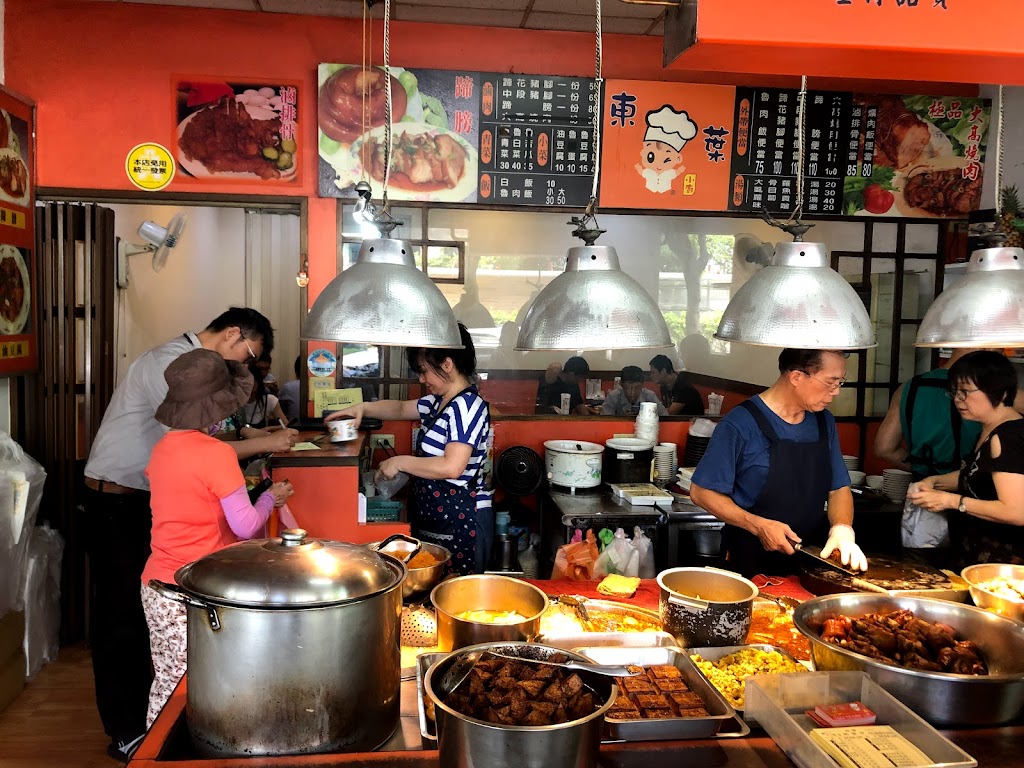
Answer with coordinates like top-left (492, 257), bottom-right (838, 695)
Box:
top-left (140, 349), bottom-right (294, 730)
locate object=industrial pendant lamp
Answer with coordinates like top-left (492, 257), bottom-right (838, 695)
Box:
top-left (916, 85), bottom-right (1024, 348)
top-left (714, 77), bottom-right (876, 350)
top-left (302, 0), bottom-right (462, 349)
top-left (515, 0), bottom-right (671, 351)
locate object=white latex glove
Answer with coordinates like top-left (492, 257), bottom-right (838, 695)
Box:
top-left (820, 524), bottom-right (868, 572)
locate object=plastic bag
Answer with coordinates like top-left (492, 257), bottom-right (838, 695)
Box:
top-left (0, 431), bottom-right (47, 615)
top-left (594, 528), bottom-right (640, 578)
top-left (551, 530), bottom-right (600, 580)
top-left (633, 526), bottom-right (656, 578)
top-left (22, 524), bottom-right (63, 680)
top-left (901, 499), bottom-right (950, 549)
top-left (375, 471), bottom-right (410, 501)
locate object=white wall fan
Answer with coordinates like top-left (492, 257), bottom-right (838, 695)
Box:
top-left (116, 213), bottom-right (186, 288)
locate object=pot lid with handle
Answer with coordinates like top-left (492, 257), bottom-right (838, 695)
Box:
top-left (174, 528), bottom-right (405, 608)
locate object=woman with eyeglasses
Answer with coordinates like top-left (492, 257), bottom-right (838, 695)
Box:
top-left (689, 348), bottom-right (867, 577)
top-left (907, 350), bottom-right (1024, 569)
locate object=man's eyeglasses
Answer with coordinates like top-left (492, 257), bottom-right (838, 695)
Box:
top-left (802, 372), bottom-right (846, 392)
top-left (240, 333), bottom-right (257, 363)
top-left (947, 387), bottom-right (980, 402)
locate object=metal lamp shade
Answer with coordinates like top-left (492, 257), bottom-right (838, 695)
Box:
top-left (515, 245), bottom-right (672, 351)
top-left (302, 238), bottom-right (463, 348)
top-left (916, 246), bottom-right (1024, 348)
top-left (715, 241), bottom-right (876, 350)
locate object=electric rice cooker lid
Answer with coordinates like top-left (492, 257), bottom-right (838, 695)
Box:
top-left (174, 529), bottom-right (405, 608)
top-left (605, 438), bottom-right (654, 452)
top-left (544, 440), bottom-right (604, 454)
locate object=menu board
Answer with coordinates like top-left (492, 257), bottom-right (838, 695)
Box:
top-left (0, 87), bottom-right (36, 376)
top-left (727, 88), bottom-right (989, 218)
top-left (317, 66), bottom-right (596, 206)
top-left (476, 74), bottom-right (597, 207)
top-left (599, 81), bottom-right (738, 211)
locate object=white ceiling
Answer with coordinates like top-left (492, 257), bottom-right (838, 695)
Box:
top-left (92, 0), bottom-right (669, 35)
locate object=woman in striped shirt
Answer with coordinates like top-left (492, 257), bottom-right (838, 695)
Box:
top-left (327, 324), bottom-right (491, 575)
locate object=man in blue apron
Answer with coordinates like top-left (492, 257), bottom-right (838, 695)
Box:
top-left (689, 349), bottom-right (867, 578)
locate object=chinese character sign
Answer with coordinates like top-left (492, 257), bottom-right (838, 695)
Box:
top-left (173, 78), bottom-right (301, 184)
top-left (317, 65), bottom-right (480, 202)
top-left (0, 86), bottom-right (36, 376)
top-left (600, 81), bottom-right (737, 211)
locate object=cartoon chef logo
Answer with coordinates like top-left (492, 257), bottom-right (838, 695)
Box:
top-left (635, 105), bottom-right (698, 194)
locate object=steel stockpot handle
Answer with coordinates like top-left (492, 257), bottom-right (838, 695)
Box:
top-left (667, 593), bottom-right (710, 612)
top-left (148, 580), bottom-right (222, 631)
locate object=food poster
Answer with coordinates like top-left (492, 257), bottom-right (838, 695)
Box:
top-left (843, 94), bottom-right (990, 218)
top-left (730, 89), bottom-right (852, 215)
top-left (0, 88), bottom-right (36, 376)
top-left (598, 81), bottom-right (737, 211)
top-left (173, 78), bottom-right (300, 184)
top-left (318, 65), bottom-right (480, 203)
top-left (476, 74), bottom-right (597, 207)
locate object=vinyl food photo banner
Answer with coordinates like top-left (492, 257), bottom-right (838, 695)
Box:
top-left (0, 87), bottom-right (35, 376)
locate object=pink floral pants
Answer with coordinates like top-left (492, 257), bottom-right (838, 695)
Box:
top-left (141, 582), bottom-right (187, 729)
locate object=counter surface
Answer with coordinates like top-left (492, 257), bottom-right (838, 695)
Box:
top-left (268, 432), bottom-right (364, 468)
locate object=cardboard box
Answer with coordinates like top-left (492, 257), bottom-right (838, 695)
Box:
top-left (0, 610), bottom-right (25, 664)
top-left (0, 647), bottom-right (26, 714)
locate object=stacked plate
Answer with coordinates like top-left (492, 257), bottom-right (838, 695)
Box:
top-left (882, 468), bottom-right (913, 502)
top-left (683, 434), bottom-right (711, 468)
top-left (842, 454), bottom-right (860, 472)
top-left (653, 443), bottom-right (678, 487)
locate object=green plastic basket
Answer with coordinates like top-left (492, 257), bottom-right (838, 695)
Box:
top-left (366, 499), bottom-right (402, 522)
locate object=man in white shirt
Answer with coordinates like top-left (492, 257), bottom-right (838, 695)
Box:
top-left (602, 365), bottom-right (669, 417)
top-left (83, 307), bottom-right (298, 761)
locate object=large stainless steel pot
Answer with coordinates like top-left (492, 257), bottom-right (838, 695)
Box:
top-left (150, 529), bottom-right (405, 756)
top-left (793, 592), bottom-right (1024, 726)
top-left (961, 562), bottom-right (1024, 623)
top-left (657, 567), bottom-right (757, 647)
top-left (431, 574), bottom-right (548, 651)
top-left (368, 535), bottom-right (450, 602)
top-left (424, 642), bottom-right (615, 768)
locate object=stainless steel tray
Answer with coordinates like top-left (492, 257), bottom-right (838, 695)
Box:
top-left (544, 630), bottom-right (677, 651)
top-left (684, 643), bottom-right (811, 723)
top-left (577, 645), bottom-right (736, 741)
top-left (539, 597), bottom-right (663, 637)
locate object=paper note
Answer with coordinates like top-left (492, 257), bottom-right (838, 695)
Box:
top-left (313, 387), bottom-right (363, 417)
top-left (289, 442), bottom-right (321, 452)
top-left (809, 725), bottom-right (932, 768)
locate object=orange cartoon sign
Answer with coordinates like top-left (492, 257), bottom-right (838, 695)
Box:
top-left (599, 81), bottom-right (736, 211)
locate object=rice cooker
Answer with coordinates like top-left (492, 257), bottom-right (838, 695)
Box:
top-left (544, 440), bottom-right (603, 491)
top-left (603, 438), bottom-right (654, 485)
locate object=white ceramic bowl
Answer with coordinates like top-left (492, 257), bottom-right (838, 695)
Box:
top-left (865, 475), bottom-right (884, 490)
top-left (848, 470), bottom-right (866, 486)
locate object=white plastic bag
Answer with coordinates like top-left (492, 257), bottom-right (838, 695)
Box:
top-left (901, 499), bottom-right (950, 549)
top-left (594, 528), bottom-right (640, 578)
top-left (633, 526), bottom-right (656, 578)
top-left (0, 432), bottom-right (47, 615)
top-left (22, 524), bottom-right (63, 680)
top-left (374, 471), bottom-right (410, 501)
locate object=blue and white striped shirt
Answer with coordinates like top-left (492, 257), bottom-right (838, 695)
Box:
top-left (416, 388), bottom-right (491, 508)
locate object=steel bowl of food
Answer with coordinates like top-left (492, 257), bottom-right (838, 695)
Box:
top-left (424, 641), bottom-right (615, 768)
top-left (962, 563), bottom-right (1024, 623)
top-left (431, 575), bottom-right (549, 651)
top-left (793, 592), bottom-right (1024, 725)
top-left (368, 537), bottom-right (450, 602)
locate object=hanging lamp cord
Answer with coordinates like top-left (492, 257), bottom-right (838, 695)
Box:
top-left (994, 84), bottom-right (1004, 219)
top-left (381, 0), bottom-right (393, 213)
top-left (785, 75), bottom-right (808, 225)
top-left (359, 0), bottom-right (370, 183)
top-left (584, 0), bottom-right (603, 218)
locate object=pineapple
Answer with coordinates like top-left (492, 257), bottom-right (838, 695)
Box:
top-left (999, 185), bottom-right (1024, 249)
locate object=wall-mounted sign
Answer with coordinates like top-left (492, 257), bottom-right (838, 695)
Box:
top-left (317, 65), bottom-right (596, 208)
top-left (307, 348), bottom-right (337, 378)
top-left (0, 87), bottom-right (36, 376)
top-left (172, 77), bottom-right (300, 185)
top-left (125, 142), bottom-right (175, 191)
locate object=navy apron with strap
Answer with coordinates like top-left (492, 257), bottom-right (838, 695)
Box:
top-left (410, 387), bottom-right (488, 576)
top-left (721, 400), bottom-right (832, 578)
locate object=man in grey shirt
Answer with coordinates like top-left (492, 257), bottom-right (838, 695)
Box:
top-left (602, 365), bottom-right (669, 417)
top-left (83, 307), bottom-right (297, 761)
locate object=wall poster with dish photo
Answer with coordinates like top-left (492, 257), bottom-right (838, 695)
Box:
top-left (843, 94), bottom-right (990, 219)
top-left (318, 64), bottom-right (480, 203)
top-left (0, 86), bottom-right (36, 377)
top-left (172, 78), bottom-right (300, 184)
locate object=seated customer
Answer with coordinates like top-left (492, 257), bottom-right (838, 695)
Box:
top-left (536, 357), bottom-right (591, 415)
top-left (650, 354), bottom-right (704, 415)
top-left (602, 366), bottom-right (668, 417)
top-left (278, 356), bottom-right (301, 423)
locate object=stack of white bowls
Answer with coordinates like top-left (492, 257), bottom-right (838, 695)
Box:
top-left (882, 468), bottom-right (912, 502)
top-left (653, 443), bottom-right (678, 487)
top-left (842, 454), bottom-right (860, 472)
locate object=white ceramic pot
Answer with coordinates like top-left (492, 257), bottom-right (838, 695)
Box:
top-left (544, 440), bottom-right (603, 491)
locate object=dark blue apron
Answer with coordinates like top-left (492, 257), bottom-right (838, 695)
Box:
top-left (721, 400), bottom-right (832, 578)
top-left (411, 387), bottom-right (489, 576)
